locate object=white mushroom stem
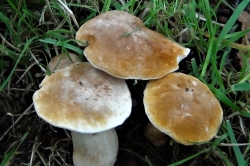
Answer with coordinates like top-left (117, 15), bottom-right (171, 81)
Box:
top-left (72, 129), bottom-right (118, 166)
top-left (144, 122), bottom-right (167, 147)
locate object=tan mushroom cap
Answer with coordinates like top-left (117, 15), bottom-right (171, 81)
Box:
top-left (48, 53), bottom-right (80, 72)
top-left (144, 122), bottom-right (167, 147)
top-left (143, 73), bottom-right (223, 145)
top-left (33, 62), bottom-right (132, 133)
top-left (76, 10), bottom-right (190, 80)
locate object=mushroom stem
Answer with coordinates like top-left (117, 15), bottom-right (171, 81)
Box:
top-left (72, 129), bottom-right (119, 166)
top-left (144, 122), bottom-right (167, 147)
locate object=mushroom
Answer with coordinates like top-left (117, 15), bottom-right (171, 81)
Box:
top-left (72, 129), bottom-right (118, 166)
top-left (75, 10), bottom-right (190, 80)
top-left (143, 73), bottom-right (223, 145)
top-left (144, 121), bottom-right (167, 147)
top-left (48, 53), bottom-right (81, 73)
top-left (33, 62), bottom-right (132, 165)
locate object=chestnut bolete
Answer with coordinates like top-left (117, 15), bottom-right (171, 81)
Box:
top-left (33, 62), bottom-right (132, 133)
top-left (33, 62), bottom-right (132, 165)
top-left (76, 10), bottom-right (190, 80)
top-left (144, 121), bottom-right (167, 147)
top-left (143, 73), bottom-right (223, 145)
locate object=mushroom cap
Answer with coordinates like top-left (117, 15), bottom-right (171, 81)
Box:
top-left (144, 122), bottom-right (167, 147)
top-left (76, 10), bottom-right (190, 80)
top-left (48, 53), bottom-right (81, 72)
top-left (72, 129), bottom-right (118, 166)
top-left (143, 73), bottom-right (223, 145)
top-left (33, 62), bottom-right (132, 133)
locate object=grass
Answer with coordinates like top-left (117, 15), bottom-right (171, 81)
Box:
top-left (1, 0), bottom-right (250, 165)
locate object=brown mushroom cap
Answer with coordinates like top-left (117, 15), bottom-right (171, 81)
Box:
top-left (33, 62), bottom-right (132, 133)
top-left (76, 10), bottom-right (190, 80)
top-left (143, 73), bottom-right (223, 145)
top-left (144, 122), bottom-right (167, 147)
top-left (48, 53), bottom-right (81, 72)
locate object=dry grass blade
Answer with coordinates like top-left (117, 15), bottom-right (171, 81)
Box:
top-left (0, 103), bottom-right (34, 141)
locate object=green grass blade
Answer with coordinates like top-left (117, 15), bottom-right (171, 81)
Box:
top-left (169, 148), bottom-right (208, 166)
top-left (57, 41), bottom-right (83, 55)
top-left (169, 133), bottom-right (228, 166)
top-left (223, 29), bottom-right (250, 40)
top-left (208, 86), bottom-right (250, 117)
top-left (0, 131), bottom-right (29, 166)
top-left (101, 0), bottom-right (112, 13)
top-left (216, 0), bottom-right (250, 45)
top-left (39, 38), bottom-right (57, 45)
top-left (200, 31), bottom-right (217, 78)
top-left (191, 58), bottom-right (198, 77)
top-left (215, 147), bottom-right (233, 166)
top-left (39, 38), bottom-right (83, 55)
top-left (231, 83), bottom-right (250, 91)
top-left (219, 48), bottom-right (231, 71)
top-left (226, 120), bottom-right (246, 166)
top-left (0, 12), bottom-right (19, 43)
top-left (0, 36), bottom-right (38, 91)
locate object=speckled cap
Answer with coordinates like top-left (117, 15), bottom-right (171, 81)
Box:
top-left (144, 73), bottom-right (223, 145)
top-left (33, 62), bottom-right (132, 133)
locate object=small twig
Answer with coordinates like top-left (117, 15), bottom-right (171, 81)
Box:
top-left (55, 151), bottom-right (66, 165)
top-left (54, 45), bottom-right (59, 55)
top-left (0, 69), bottom-right (6, 78)
top-left (45, 0), bottom-right (59, 25)
top-left (57, 0), bottom-right (79, 29)
top-left (139, 8), bottom-right (150, 20)
top-left (0, 33), bottom-right (21, 52)
top-left (117, 0), bottom-right (126, 6)
top-left (10, 0), bottom-right (23, 24)
top-left (227, 111), bottom-right (240, 119)
top-left (36, 150), bottom-right (48, 166)
top-left (218, 143), bottom-right (250, 146)
top-left (29, 142), bottom-right (41, 166)
top-left (195, 12), bottom-right (225, 27)
top-left (238, 115), bottom-right (247, 136)
top-left (39, 5), bottom-right (47, 24)
top-left (29, 50), bottom-right (46, 73)
top-left (7, 74), bottom-right (12, 96)
top-left (64, 129), bottom-right (71, 138)
top-left (9, 25), bottom-right (18, 44)
top-left (10, 88), bottom-right (36, 91)
top-left (0, 103), bottom-right (34, 141)
top-left (5, 110), bottom-right (35, 117)
top-left (16, 60), bottom-right (43, 84)
top-left (139, 1), bottom-right (152, 20)
top-left (174, 27), bottom-right (189, 38)
top-left (55, 19), bottom-right (67, 30)
top-left (29, 125), bottom-right (43, 166)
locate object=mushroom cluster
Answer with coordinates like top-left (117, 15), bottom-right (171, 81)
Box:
top-left (33, 10), bottom-right (223, 166)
